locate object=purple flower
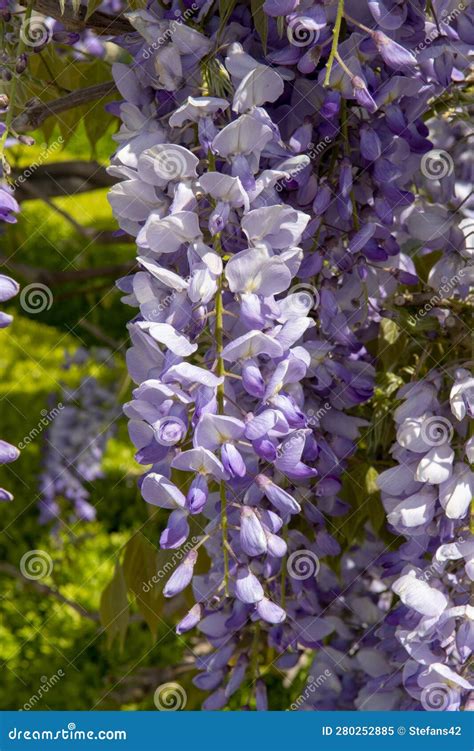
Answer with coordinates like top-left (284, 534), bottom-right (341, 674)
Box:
top-left (163, 550), bottom-right (198, 598)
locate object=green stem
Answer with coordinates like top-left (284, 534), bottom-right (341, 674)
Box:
top-left (0, 3), bottom-right (33, 164)
top-left (340, 98), bottom-right (360, 231)
top-left (323, 0), bottom-right (345, 87)
top-left (250, 623), bottom-right (261, 680)
top-left (207, 146), bottom-right (230, 595)
top-left (343, 11), bottom-right (374, 36)
top-left (211, 201), bottom-right (230, 595)
top-left (334, 49), bottom-right (354, 80)
top-left (280, 538), bottom-right (287, 609)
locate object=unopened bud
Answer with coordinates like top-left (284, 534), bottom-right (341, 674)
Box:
top-left (16, 53), bottom-right (28, 74)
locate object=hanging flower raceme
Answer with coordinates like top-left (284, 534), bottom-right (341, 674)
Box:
top-left (376, 370), bottom-right (474, 711)
top-left (38, 351), bottom-right (119, 526)
top-left (107, 0), bottom-right (473, 709)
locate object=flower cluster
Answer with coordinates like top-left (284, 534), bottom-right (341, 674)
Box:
top-left (39, 351), bottom-right (119, 526)
top-left (375, 370), bottom-right (474, 711)
top-left (107, 0), bottom-right (473, 708)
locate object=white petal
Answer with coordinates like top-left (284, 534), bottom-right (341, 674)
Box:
top-left (415, 445), bottom-right (454, 484)
top-left (393, 571), bottom-right (447, 617)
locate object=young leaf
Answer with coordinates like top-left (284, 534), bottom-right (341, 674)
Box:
top-left (99, 563), bottom-right (130, 651)
top-left (219, 0), bottom-right (238, 35)
top-left (85, 0), bottom-right (104, 21)
top-left (338, 463), bottom-right (387, 546)
top-left (123, 532), bottom-right (162, 639)
top-left (251, 0), bottom-right (268, 53)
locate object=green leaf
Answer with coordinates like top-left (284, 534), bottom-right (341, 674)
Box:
top-left (85, 0), bottom-right (104, 20)
top-left (380, 317), bottom-right (400, 346)
top-left (99, 563), bottom-right (130, 651)
top-left (219, 0), bottom-right (238, 35)
top-left (338, 463), bottom-right (387, 546)
top-left (123, 532), bottom-right (162, 640)
top-left (57, 105), bottom-right (85, 146)
top-left (84, 100), bottom-right (116, 155)
top-left (251, 0), bottom-right (268, 53)
top-left (378, 317), bottom-right (407, 371)
top-left (38, 117), bottom-right (57, 146)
